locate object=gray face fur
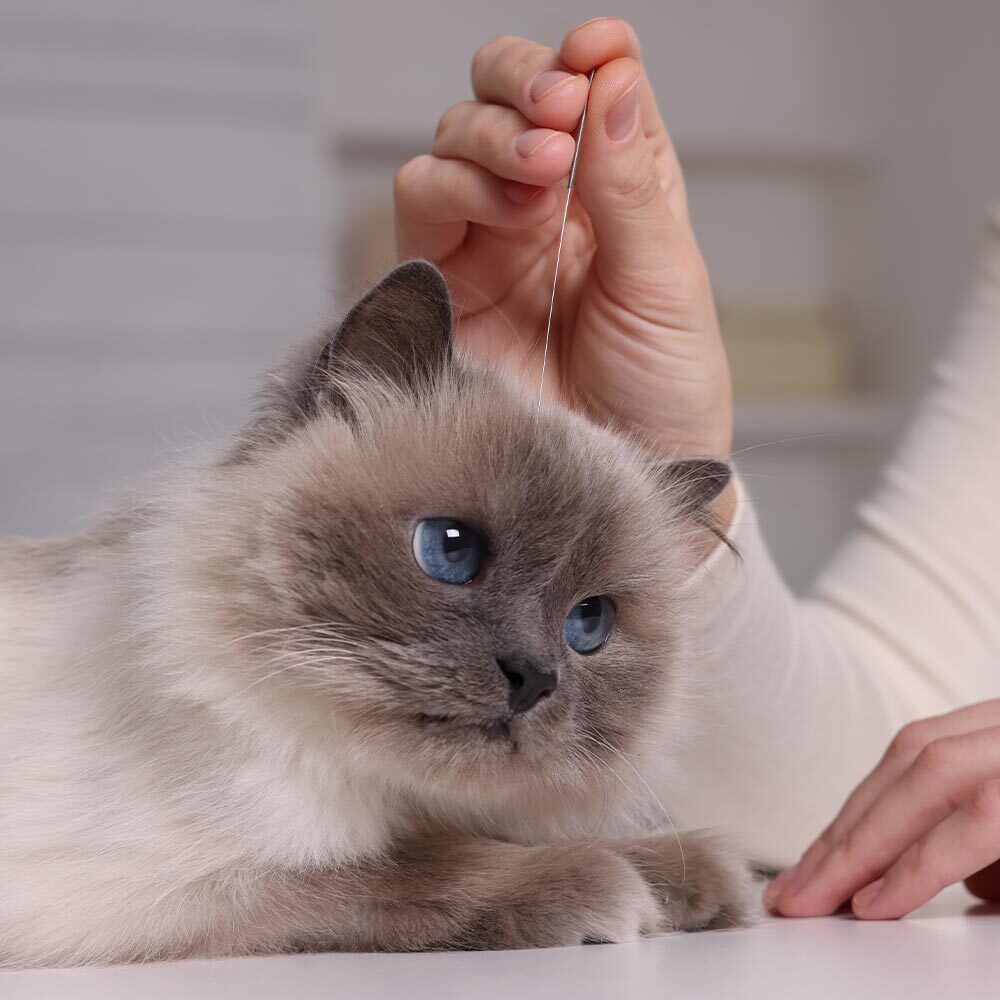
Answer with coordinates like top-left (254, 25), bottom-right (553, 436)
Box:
top-left (199, 261), bottom-right (730, 808)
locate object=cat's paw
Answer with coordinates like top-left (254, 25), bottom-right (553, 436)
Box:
top-left (622, 831), bottom-right (763, 932)
top-left (466, 845), bottom-right (661, 949)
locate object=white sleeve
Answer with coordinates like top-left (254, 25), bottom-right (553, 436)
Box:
top-left (667, 207), bottom-right (1000, 868)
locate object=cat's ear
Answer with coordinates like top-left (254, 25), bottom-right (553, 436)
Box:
top-left (311, 260), bottom-right (453, 412)
top-left (652, 457), bottom-right (732, 518)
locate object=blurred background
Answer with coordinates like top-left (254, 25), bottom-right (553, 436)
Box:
top-left (2, 0), bottom-right (999, 590)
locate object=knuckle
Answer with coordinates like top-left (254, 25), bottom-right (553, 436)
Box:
top-left (914, 737), bottom-right (959, 777)
top-left (967, 780), bottom-right (1000, 824)
top-left (810, 829), bottom-right (837, 857)
top-left (837, 824), bottom-right (865, 864)
top-left (505, 46), bottom-right (548, 92)
top-left (655, 246), bottom-right (711, 312)
top-left (433, 103), bottom-right (466, 145)
top-left (829, 832), bottom-right (881, 888)
top-left (489, 33), bottom-right (522, 51)
top-left (473, 35), bottom-right (518, 78)
top-left (479, 115), bottom-right (515, 155)
top-left (887, 721), bottom-right (933, 762)
top-left (610, 164), bottom-right (662, 210)
top-left (833, 825), bottom-right (882, 884)
top-left (898, 838), bottom-right (931, 882)
top-left (393, 155), bottom-right (433, 204)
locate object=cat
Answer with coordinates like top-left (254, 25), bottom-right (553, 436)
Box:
top-left (0, 261), bottom-right (758, 967)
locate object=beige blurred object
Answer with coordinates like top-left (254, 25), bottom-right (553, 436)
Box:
top-left (719, 303), bottom-right (855, 398)
top-left (345, 198), bottom-right (398, 291)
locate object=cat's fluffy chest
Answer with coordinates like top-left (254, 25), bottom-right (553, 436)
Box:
top-left (0, 539), bottom-right (404, 963)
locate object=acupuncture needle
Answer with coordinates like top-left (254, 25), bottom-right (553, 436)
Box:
top-left (535, 68), bottom-right (596, 415)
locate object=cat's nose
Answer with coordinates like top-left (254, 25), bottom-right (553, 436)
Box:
top-left (495, 654), bottom-right (557, 715)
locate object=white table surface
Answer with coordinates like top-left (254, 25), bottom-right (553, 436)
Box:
top-left (4, 886), bottom-right (996, 999)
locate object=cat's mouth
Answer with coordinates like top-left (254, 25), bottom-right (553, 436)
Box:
top-left (415, 712), bottom-right (513, 743)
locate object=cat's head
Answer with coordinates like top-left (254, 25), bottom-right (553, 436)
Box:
top-left (193, 262), bottom-right (730, 811)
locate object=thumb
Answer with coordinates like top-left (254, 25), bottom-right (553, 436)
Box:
top-left (573, 58), bottom-right (703, 308)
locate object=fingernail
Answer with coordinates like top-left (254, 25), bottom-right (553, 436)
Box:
top-left (781, 860), bottom-right (817, 897)
top-left (530, 70), bottom-right (577, 103)
top-left (853, 878), bottom-right (885, 911)
top-left (514, 128), bottom-right (558, 158)
top-left (501, 180), bottom-right (543, 205)
top-left (605, 83), bottom-right (639, 141)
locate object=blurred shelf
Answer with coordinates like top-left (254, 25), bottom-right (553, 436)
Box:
top-left (332, 129), bottom-right (870, 176)
top-left (733, 398), bottom-right (899, 449)
top-left (678, 135), bottom-right (869, 175)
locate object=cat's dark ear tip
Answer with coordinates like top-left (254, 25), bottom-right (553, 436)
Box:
top-left (378, 259), bottom-right (453, 327)
top-left (392, 258), bottom-right (442, 277)
top-left (691, 457), bottom-right (732, 499)
top-left (654, 456), bottom-right (732, 516)
top-left (386, 259), bottom-right (450, 294)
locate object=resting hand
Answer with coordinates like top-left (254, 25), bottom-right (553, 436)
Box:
top-left (766, 699), bottom-right (1000, 919)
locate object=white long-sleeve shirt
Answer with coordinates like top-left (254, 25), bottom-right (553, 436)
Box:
top-left (672, 207), bottom-right (1000, 868)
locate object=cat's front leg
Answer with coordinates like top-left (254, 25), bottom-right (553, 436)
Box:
top-left (196, 833), bottom-right (756, 958)
top-left (617, 831), bottom-right (762, 932)
top-left (224, 837), bottom-right (662, 954)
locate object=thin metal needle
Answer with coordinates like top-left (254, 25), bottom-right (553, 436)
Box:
top-left (535, 69), bottom-right (596, 415)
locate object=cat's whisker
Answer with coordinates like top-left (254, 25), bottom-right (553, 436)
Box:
top-left (225, 653), bottom-right (365, 701)
top-left (582, 733), bottom-right (687, 888)
top-left (224, 622), bottom-right (364, 648)
top-left (225, 640), bottom-right (373, 696)
top-left (569, 741), bottom-right (619, 841)
top-left (264, 652), bottom-right (360, 669)
top-left (266, 638), bottom-right (368, 655)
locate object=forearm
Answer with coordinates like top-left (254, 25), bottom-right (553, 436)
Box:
top-left (668, 490), bottom-right (931, 868)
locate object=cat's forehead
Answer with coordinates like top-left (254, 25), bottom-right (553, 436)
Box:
top-left (367, 373), bottom-right (648, 515)
top-left (276, 368), bottom-right (672, 576)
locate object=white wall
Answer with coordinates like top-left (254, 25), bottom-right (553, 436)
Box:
top-left (819, 0), bottom-right (1000, 399)
top-left (0, 0), bottom-right (330, 534)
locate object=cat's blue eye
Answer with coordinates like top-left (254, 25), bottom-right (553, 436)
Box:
top-left (412, 518), bottom-right (485, 585)
top-left (563, 596), bottom-right (616, 654)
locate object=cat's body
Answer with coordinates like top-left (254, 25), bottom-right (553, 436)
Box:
top-left (0, 263), bottom-right (757, 967)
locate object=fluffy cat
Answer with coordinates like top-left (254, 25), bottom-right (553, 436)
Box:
top-left (0, 261), bottom-right (757, 968)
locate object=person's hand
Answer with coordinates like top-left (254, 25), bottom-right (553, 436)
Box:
top-left (765, 700), bottom-right (1000, 919)
top-left (394, 17), bottom-right (732, 460)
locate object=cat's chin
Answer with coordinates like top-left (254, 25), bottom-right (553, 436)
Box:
top-left (414, 712), bottom-right (515, 746)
